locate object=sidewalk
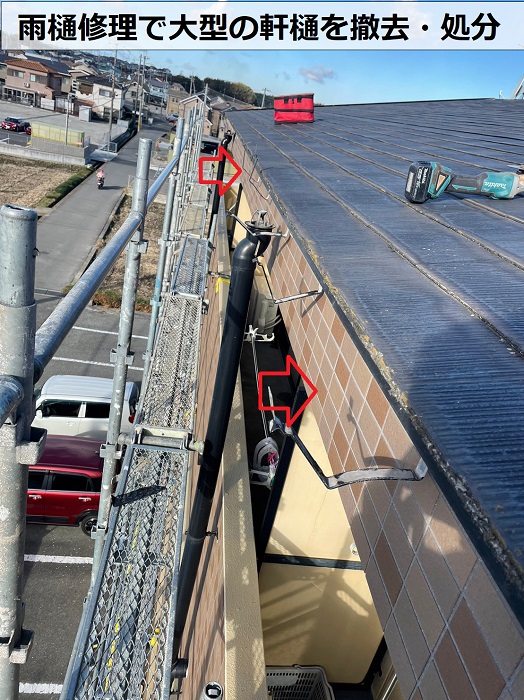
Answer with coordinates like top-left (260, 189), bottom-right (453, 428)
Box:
top-left (34, 122), bottom-right (167, 292)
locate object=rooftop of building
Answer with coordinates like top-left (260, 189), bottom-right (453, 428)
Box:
top-left (228, 97), bottom-right (524, 617)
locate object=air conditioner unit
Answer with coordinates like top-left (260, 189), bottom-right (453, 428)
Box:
top-left (247, 265), bottom-right (278, 336)
top-left (266, 666), bottom-right (335, 700)
top-left (23, 83), bottom-right (30, 88)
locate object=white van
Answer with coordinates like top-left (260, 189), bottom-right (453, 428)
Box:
top-left (33, 375), bottom-right (140, 441)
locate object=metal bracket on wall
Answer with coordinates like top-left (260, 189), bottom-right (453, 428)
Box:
top-left (225, 210), bottom-right (285, 236)
top-left (255, 258), bottom-right (322, 305)
top-left (244, 150), bottom-right (272, 202)
top-left (269, 415), bottom-right (427, 488)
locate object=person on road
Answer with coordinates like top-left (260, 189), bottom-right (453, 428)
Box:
top-left (97, 168), bottom-right (105, 188)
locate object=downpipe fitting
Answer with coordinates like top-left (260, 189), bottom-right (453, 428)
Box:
top-left (245, 210), bottom-right (274, 241)
top-left (201, 682), bottom-right (223, 699)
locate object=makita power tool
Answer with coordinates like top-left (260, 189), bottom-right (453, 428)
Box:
top-left (405, 161), bottom-right (524, 203)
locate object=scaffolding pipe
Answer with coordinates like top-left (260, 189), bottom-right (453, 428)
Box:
top-left (171, 215), bottom-right (272, 669)
top-left (91, 138), bottom-right (152, 583)
top-left (163, 118), bottom-right (191, 291)
top-left (190, 85), bottom-right (208, 174)
top-left (177, 109), bottom-right (196, 228)
top-left (143, 119), bottom-right (184, 380)
top-left (0, 205), bottom-right (38, 700)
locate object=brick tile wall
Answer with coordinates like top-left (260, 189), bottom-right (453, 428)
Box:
top-left (230, 134), bottom-right (524, 699)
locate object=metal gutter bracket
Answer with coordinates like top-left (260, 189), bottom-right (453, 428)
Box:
top-left (269, 415), bottom-right (427, 488)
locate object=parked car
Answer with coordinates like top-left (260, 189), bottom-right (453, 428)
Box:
top-left (1, 117), bottom-right (30, 132)
top-left (27, 435), bottom-right (103, 536)
top-left (33, 375), bottom-right (140, 441)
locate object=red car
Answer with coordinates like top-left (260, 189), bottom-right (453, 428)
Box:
top-left (1, 117), bottom-right (30, 132)
top-left (27, 435), bottom-right (103, 536)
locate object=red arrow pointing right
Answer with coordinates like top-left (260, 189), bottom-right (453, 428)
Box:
top-left (198, 146), bottom-right (242, 196)
top-left (258, 355), bottom-right (318, 427)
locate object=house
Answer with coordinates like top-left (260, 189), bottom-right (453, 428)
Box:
top-left (172, 98), bottom-right (524, 698)
top-left (148, 76), bottom-right (169, 105)
top-left (68, 61), bottom-right (99, 93)
top-left (73, 75), bottom-right (123, 121)
top-left (2, 57), bottom-right (63, 106)
top-left (28, 55), bottom-right (73, 95)
top-left (0, 51), bottom-right (9, 92)
top-left (166, 83), bottom-right (189, 116)
top-left (122, 79), bottom-right (148, 115)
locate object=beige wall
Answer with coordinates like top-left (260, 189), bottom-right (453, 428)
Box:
top-left (229, 128), bottom-right (524, 700)
top-left (260, 406), bottom-right (383, 684)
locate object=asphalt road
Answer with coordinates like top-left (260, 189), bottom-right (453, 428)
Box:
top-left (34, 123), bottom-right (166, 292)
top-left (13, 124), bottom-right (166, 698)
top-left (0, 128), bottom-right (31, 146)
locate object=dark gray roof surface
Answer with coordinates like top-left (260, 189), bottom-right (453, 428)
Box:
top-left (228, 98), bottom-right (524, 614)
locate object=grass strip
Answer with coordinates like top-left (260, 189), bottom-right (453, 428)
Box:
top-left (35, 166), bottom-right (92, 208)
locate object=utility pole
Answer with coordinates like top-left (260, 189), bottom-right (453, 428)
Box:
top-left (138, 54), bottom-right (146, 130)
top-left (64, 92), bottom-right (74, 152)
top-left (64, 98), bottom-right (70, 146)
top-left (133, 54), bottom-right (141, 116)
top-left (261, 88), bottom-right (268, 108)
top-left (108, 48), bottom-right (117, 146)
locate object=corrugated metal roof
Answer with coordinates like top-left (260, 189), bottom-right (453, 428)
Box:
top-left (228, 98), bottom-right (524, 611)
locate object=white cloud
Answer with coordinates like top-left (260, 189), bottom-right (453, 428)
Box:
top-left (299, 65), bottom-right (335, 84)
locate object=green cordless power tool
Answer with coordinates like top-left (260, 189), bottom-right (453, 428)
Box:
top-left (405, 161), bottom-right (524, 203)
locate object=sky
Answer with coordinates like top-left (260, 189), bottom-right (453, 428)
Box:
top-left (132, 48), bottom-right (524, 104)
top-left (3, 1), bottom-right (524, 103)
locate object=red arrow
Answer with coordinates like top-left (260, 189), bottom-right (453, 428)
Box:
top-left (198, 146), bottom-right (242, 196)
top-left (258, 356), bottom-right (318, 428)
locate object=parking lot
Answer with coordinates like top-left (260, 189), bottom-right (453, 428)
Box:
top-left (35, 297), bottom-right (150, 387)
top-left (19, 299), bottom-right (151, 697)
top-left (0, 98), bottom-right (124, 146)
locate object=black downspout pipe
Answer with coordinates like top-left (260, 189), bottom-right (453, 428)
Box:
top-left (171, 215), bottom-right (273, 672)
top-left (208, 131), bottom-right (233, 236)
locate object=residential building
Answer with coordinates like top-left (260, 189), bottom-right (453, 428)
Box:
top-left (122, 80), bottom-right (148, 115)
top-left (74, 75), bottom-right (123, 121)
top-left (68, 61), bottom-right (99, 93)
top-left (2, 57), bottom-right (63, 106)
top-left (148, 76), bottom-right (169, 105)
top-left (166, 83), bottom-right (189, 116)
top-left (0, 52), bottom-right (8, 92)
